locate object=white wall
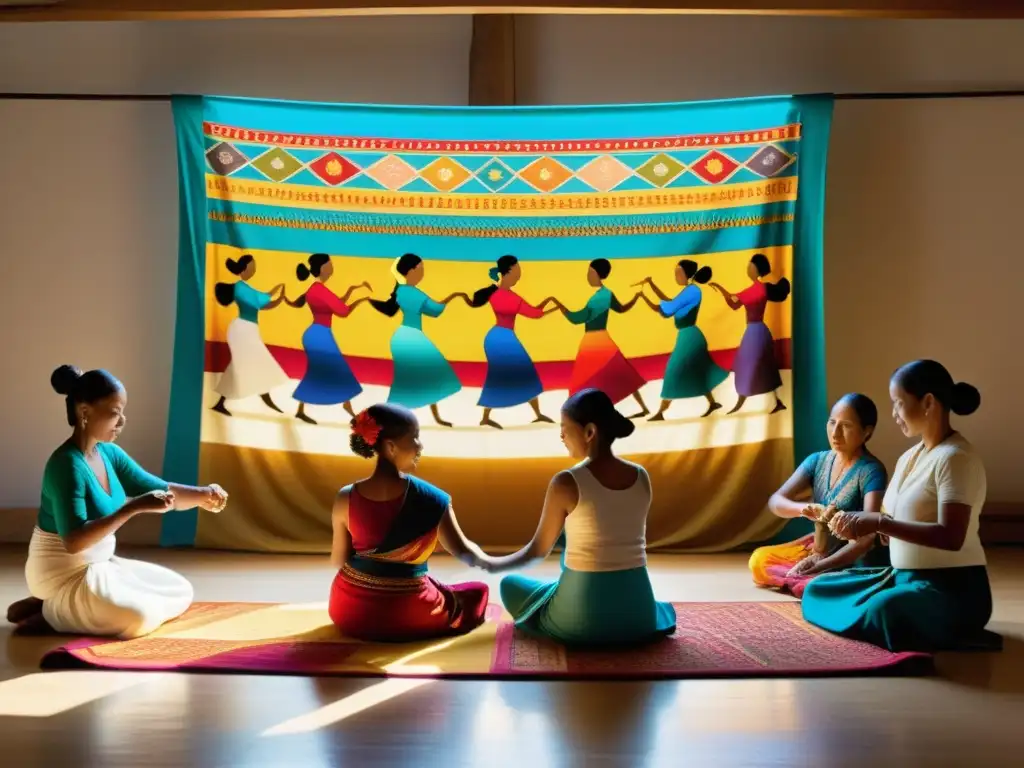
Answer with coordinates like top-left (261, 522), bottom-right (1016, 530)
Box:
top-left (0, 14), bottom-right (1022, 515)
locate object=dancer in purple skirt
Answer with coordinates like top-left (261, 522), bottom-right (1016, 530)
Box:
top-left (709, 253), bottom-right (790, 414)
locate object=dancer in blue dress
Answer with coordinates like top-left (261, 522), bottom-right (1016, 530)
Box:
top-left (369, 253), bottom-right (467, 428)
top-left (467, 255), bottom-right (564, 429)
top-left (288, 253), bottom-right (372, 425)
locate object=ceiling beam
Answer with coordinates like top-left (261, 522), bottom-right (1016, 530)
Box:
top-left (468, 14), bottom-right (516, 106)
top-left (1, 1), bottom-right (1023, 23)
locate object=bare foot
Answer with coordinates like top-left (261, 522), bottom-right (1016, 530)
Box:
top-left (261, 393), bottom-right (284, 413)
top-left (702, 402), bottom-right (723, 418)
top-left (6, 597), bottom-right (42, 624)
top-left (296, 411), bottom-right (317, 425)
top-left (770, 400), bottom-right (788, 414)
top-left (211, 399), bottom-right (232, 417)
top-left (628, 409), bottom-right (650, 420)
top-left (430, 405), bottom-right (452, 428)
top-left (727, 402), bottom-right (744, 414)
top-left (531, 414), bottom-right (555, 424)
top-left (648, 412), bottom-right (666, 422)
top-left (481, 418), bottom-right (503, 430)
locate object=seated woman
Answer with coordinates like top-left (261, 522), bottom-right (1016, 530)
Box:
top-left (748, 393), bottom-right (889, 598)
top-left (803, 360), bottom-right (995, 653)
top-left (5, 365), bottom-right (228, 638)
top-left (473, 388), bottom-right (675, 646)
top-left (328, 404), bottom-right (489, 641)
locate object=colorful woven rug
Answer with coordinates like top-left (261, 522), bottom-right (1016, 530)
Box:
top-left (41, 601), bottom-right (931, 679)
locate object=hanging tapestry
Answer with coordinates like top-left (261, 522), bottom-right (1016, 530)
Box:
top-left (163, 95), bottom-right (833, 551)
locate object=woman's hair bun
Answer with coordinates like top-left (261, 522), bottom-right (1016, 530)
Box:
top-left (950, 381), bottom-right (981, 416)
top-left (51, 364), bottom-right (83, 396)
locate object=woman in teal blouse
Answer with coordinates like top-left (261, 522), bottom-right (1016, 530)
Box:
top-left (5, 365), bottom-right (229, 638)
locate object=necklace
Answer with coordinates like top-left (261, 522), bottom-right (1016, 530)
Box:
top-left (829, 452), bottom-right (853, 489)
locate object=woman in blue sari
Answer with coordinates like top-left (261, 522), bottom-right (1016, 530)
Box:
top-left (472, 389), bottom-right (675, 646)
top-left (749, 393), bottom-right (889, 598)
top-left (369, 254), bottom-right (467, 428)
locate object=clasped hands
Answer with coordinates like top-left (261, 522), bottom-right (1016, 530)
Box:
top-left (803, 503), bottom-right (882, 541)
top-left (202, 483), bottom-right (229, 513)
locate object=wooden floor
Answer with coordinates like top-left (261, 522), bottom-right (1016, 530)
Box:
top-left (2, 546), bottom-right (1023, 768)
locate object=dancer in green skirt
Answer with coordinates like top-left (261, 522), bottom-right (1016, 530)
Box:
top-left (635, 259), bottom-right (727, 419)
top-left (470, 388), bottom-right (675, 646)
top-left (802, 360), bottom-right (996, 653)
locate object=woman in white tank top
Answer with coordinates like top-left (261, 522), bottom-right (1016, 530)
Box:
top-left (802, 360), bottom-right (997, 653)
top-left (472, 388), bottom-right (675, 646)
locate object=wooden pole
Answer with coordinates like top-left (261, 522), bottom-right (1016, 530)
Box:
top-left (468, 14), bottom-right (516, 106)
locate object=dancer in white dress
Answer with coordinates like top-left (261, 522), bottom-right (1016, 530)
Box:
top-left (210, 254), bottom-right (290, 417)
top-left (5, 365), bottom-right (229, 638)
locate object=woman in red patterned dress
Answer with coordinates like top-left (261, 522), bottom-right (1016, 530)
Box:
top-left (328, 404), bottom-right (490, 641)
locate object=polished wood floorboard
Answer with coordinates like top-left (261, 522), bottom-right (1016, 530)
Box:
top-left (1, 545), bottom-right (1023, 768)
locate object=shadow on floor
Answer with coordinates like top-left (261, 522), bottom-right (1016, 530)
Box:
top-left (936, 625), bottom-right (1024, 694)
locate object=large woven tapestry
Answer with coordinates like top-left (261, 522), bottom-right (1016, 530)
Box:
top-left (163, 95), bottom-right (832, 552)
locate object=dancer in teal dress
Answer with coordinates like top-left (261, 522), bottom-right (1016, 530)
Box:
top-left (636, 259), bottom-right (728, 419)
top-left (803, 360), bottom-right (997, 652)
top-left (471, 389), bottom-right (675, 646)
top-left (369, 254), bottom-right (467, 428)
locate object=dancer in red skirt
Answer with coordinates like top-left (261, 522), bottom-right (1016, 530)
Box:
top-left (328, 404), bottom-right (489, 641)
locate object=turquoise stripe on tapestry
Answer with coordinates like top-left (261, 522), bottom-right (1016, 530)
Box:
top-left (202, 94), bottom-right (806, 141)
top-left (160, 96), bottom-right (207, 548)
top-left (206, 201), bottom-right (797, 260)
top-left (755, 94), bottom-right (834, 547)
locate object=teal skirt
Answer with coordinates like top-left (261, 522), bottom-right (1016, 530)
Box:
top-left (802, 566), bottom-right (995, 653)
top-left (660, 325), bottom-right (728, 400)
top-left (387, 326), bottom-right (461, 410)
top-left (499, 565), bottom-right (676, 647)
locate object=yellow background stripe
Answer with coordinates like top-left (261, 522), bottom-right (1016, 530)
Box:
top-left (205, 244), bottom-right (792, 362)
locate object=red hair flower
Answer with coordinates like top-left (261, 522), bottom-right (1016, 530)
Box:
top-left (353, 410), bottom-right (382, 446)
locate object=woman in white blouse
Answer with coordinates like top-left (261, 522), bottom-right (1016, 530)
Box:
top-left (801, 360), bottom-right (995, 652)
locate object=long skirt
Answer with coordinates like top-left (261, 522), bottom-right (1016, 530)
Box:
top-left (661, 325), bottom-right (729, 400)
top-left (749, 533), bottom-right (890, 599)
top-left (215, 317), bottom-right (290, 399)
top-left (732, 321), bottom-right (782, 397)
top-left (387, 326), bottom-right (462, 410)
top-left (329, 568), bottom-right (489, 642)
top-left (802, 565), bottom-right (996, 652)
top-left (292, 324), bottom-right (362, 405)
top-left (499, 564), bottom-right (676, 646)
top-left (569, 330), bottom-right (646, 405)
top-left (478, 326), bottom-right (543, 408)
top-left (25, 527), bottom-right (193, 639)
